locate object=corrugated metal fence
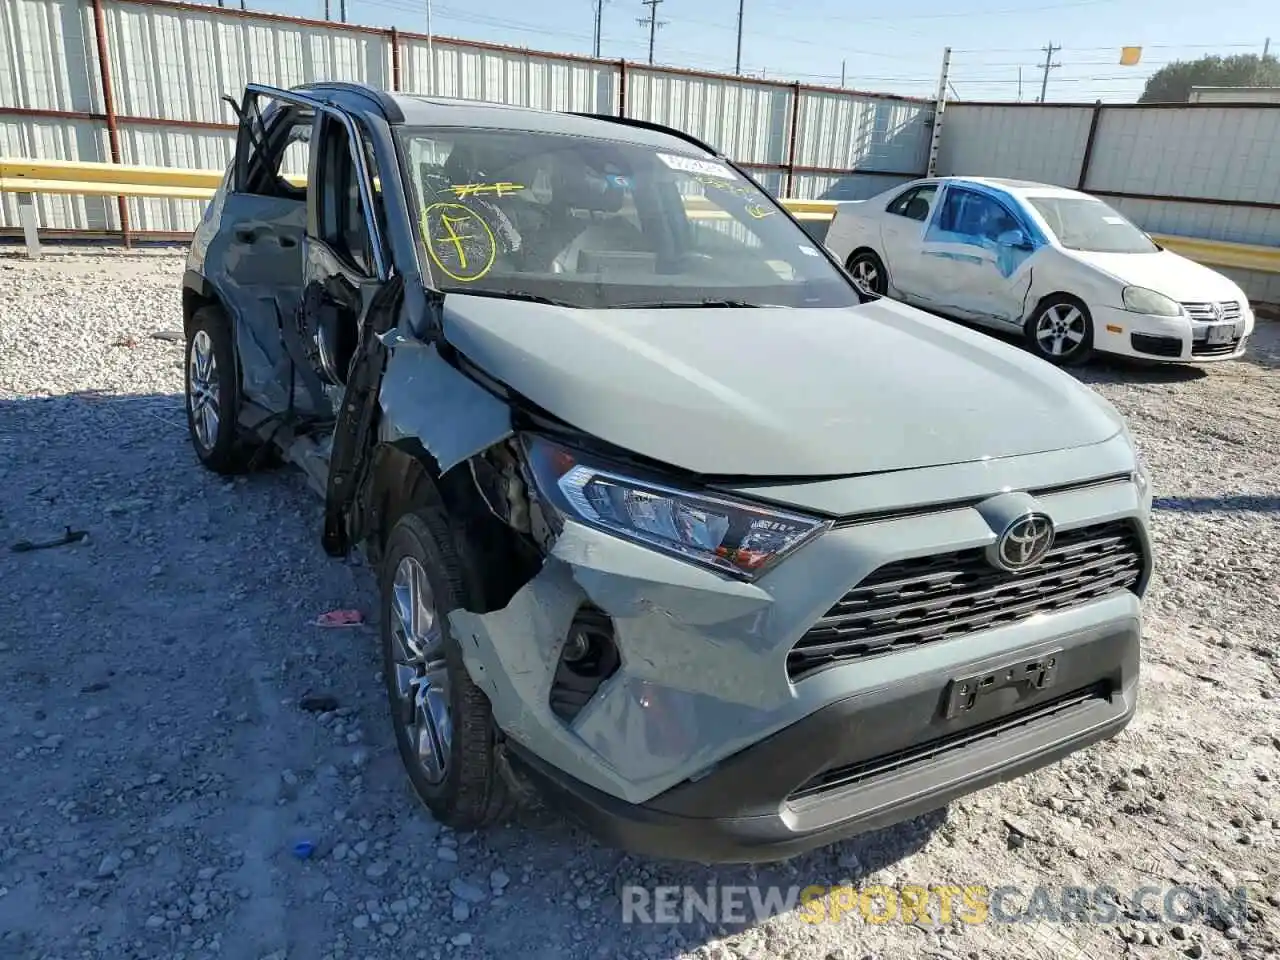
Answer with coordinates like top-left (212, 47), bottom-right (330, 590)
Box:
top-left (0, 0), bottom-right (934, 237)
top-left (936, 101), bottom-right (1280, 303)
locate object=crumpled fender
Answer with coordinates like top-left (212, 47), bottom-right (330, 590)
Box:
top-left (376, 331), bottom-right (514, 472)
top-left (448, 518), bottom-right (792, 805)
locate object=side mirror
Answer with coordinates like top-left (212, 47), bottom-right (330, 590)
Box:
top-left (997, 228), bottom-right (1032, 250)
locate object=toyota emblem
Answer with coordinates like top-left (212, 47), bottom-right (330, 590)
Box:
top-left (990, 513), bottom-right (1055, 572)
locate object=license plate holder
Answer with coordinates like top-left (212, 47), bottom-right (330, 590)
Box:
top-left (944, 650), bottom-right (1061, 720)
top-left (1206, 322), bottom-right (1234, 345)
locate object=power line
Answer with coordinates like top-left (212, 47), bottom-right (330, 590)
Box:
top-left (637, 0), bottom-right (666, 65)
top-left (1037, 41), bottom-right (1062, 101)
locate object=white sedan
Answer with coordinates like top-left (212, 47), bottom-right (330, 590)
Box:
top-left (822, 175), bottom-right (1255, 365)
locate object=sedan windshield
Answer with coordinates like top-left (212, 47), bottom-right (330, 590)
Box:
top-left (396, 126), bottom-right (858, 308)
top-left (1026, 195), bottom-right (1158, 254)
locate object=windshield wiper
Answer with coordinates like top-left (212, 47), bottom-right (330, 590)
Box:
top-left (610, 298), bottom-right (765, 309)
top-left (448, 289), bottom-right (572, 307)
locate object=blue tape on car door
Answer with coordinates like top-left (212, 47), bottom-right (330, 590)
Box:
top-left (924, 182), bottom-right (1045, 278)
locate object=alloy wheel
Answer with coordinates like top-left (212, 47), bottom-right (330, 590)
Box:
top-left (1035, 303), bottom-right (1087, 357)
top-left (851, 257), bottom-right (881, 295)
top-left (390, 555), bottom-right (453, 784)
top-left (188, 329), bottom-right (221, 451)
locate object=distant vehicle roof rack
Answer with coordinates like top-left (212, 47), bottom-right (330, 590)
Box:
top-left (565, 112), bottom-right (724, 159)
top-left (294, 82), bottom-right (405, 124)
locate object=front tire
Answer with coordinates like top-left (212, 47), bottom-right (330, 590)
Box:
top-left (185, 305), bottom-right (253, 474)
top-left (1024, 295), bottom-right (1094, 366)
top-left (379, 501), bottom-right (512, 829)
top-left (846, 249), bottom-right (888, 301)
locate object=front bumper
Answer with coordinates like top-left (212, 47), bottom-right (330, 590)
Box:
top-left (448, 432), bottom-right (1149, 857)
top-left (508, 617), bottom-right (1139, 864)
top-left (1092, 304), bottom-right (1255, 362)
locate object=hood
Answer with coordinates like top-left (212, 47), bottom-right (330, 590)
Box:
top-left (1066, 248), bottom-right (1244, 302)
top-left (440, 293), bottom-right (1123, 478)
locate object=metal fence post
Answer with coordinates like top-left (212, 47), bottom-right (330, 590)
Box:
top-left (90, 0), bottom-right (131, 246)
top-left (1077, 99), bottom-right (1103, 190)
top-left (785, 81), bottom-right (801, 197)
top-left (17, 192), bottom-right (41, 258)
top-left (390, 27), bottom-right (401, 91)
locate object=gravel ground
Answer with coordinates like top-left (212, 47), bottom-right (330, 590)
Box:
top-left (1, 247), bottom-right (1278, 960)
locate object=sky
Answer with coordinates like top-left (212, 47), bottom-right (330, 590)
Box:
top-left (229, 0), bottom-right (1276, 103)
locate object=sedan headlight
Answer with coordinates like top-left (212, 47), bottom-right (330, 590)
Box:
top-left (1122, 286), bottom-right (1182, 317)
top-left (523, 435), bottom-right (831, 579)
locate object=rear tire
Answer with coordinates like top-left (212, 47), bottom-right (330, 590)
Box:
top-left (185, 304), bottom-right (254, 474)
top-left (379, 492), bottom-right (512, 830)
top-left (1024, 295), bottom-right (1095, 366)
top-left (846, 249), bottom-right (888, 302)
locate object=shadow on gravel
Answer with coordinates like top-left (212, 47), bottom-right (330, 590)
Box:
top-left (1153, 494), bottom-right (1280, 514)
top-left (1071, 355), bottom-right (1208, 386)
top-left (2, 386), bottom-right (941, 954)
top-left (504, 803), bottom-right (946, 940)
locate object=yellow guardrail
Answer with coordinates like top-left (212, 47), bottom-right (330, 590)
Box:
top-left (2, 158), bottom-right (1277, 275)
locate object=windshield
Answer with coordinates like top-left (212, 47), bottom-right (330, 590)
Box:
top-left (395, 126), bottom-right (858, 308)
top-left (1026, 195), bottom-right (1158, 254)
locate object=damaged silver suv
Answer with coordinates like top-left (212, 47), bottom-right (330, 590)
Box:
top-left (182, 81), bottom-right (1154, 863)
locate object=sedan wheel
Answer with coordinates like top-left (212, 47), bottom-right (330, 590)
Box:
top-left (1026, 297), bottom-right (1094, 366)
top-left (847, 251), bottom-right (887, 300)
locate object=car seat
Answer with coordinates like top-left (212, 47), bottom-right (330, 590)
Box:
top-left (546, 167), bottom-right (646, 274)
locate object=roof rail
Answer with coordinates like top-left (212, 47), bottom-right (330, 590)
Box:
top-left (294, 82), bottom-right (405, 123)
top-left (565, 113), bottom-right (724, 158)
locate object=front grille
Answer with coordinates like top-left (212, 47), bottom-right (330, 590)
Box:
top-left (1130, 332), bottom-right (1182, 357)
top-left (1191, 336), bottom-right (1241, 357)
top-left (787, 682), bottom-right (1110, 801)
top-left (1181, 300), bottom-right (1241, 322)
top-left (787, 520), bottom-right (1144, 681)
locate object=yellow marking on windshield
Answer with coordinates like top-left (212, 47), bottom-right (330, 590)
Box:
top-left (450, 182), bottom-right (526, 199)
top-left (692, 174), bottom-right (756, 199)
top-left (421, 202), bottom-right (497, 283)
top-left (745, 203), bottom-right (775, 219)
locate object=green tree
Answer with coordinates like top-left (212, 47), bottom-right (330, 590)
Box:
top-left (1139, 53), bottom-right (1280, 103)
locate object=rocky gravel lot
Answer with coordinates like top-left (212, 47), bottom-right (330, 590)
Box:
top-left (1, 247), bottom-right (1278, 960)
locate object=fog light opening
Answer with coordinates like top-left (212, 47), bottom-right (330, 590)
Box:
top-left (549, 604), bottom-right (621, 723)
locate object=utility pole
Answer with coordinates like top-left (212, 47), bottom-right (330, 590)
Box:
top-left (637, 0), bottom-right (665, 65)
top-left (1037, 42), bottom-right (1061, 102)
top-left (426, 0), bottom-right (434, 94)
top-left (840, 59), bottom-right (846, 87)
top-left (737, 0), bottom-right (747, 75)
top-left (324, 0), bottom-right (329, 18)
top-left (1018, 66), bottom-right (1022, 101)
top-left (925, 47), bottom-right (951, 176)
top-left (593, 0), bottom-right (604, 58)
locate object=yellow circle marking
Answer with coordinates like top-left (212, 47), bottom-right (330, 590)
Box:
top-left (420, 202), bottom-right (497, 283)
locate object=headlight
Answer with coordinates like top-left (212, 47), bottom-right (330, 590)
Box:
top-left (522, 435), bottom-right (831, 579)
top-left (1122, 286), bottom-right (1182, 317)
